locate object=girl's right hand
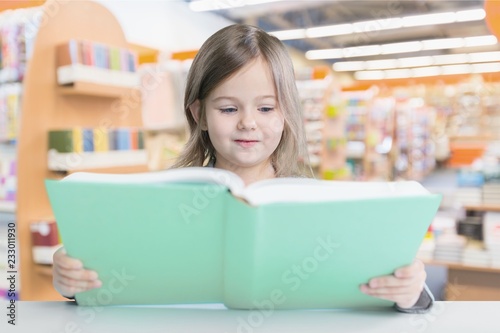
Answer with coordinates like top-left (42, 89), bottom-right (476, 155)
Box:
top-left (52, 247), bottom-right (102, 298)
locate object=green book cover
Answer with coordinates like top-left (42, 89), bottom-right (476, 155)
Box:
top-left (45, 168), bottom-right (441, 309)
top-left (48, 130), bottom-right (74, 153)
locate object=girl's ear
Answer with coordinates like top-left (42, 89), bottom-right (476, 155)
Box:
top-left (189, 100), bottom-right (207, 130)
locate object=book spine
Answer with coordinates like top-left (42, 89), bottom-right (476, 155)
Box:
top-left (72, 127), bottom-right (83, 153)
top-left (93, 127), bottom-right (109, 152)
top-left (48, 130), bottom-right (74, 153)
top-left (82, 128), bottom-right (94, 152)
top-left (56, 39), bottom-right (82, 67)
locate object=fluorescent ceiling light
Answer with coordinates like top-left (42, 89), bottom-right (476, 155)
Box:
top-left (432, 54), bottom-right (469, 65)
top-left (352, 18), bottom-right (402, 33)
top-left (365, 59), bottom-right (398, 70)
top-left (306, 24), bottom-right (353, 38)
top-left (381, 41), bottom-right (422, 55)
top-left (422, 38), bottom-right (464, 51)
top-left (464, 35), bottom-right (498, 47)
top-left (333, 61), bottom-right (365, 71)
top-left (412, 66), bottom-right (442, 77)
top-left (269, 29), bottom-right (306, 40)
top-left (441, 64), bottom-right (472, 75)
top-left (469, 51), bottom-right (500, 63)
top-left (189, 0), bottom-right (282, 11)
top-left (333, 51), bottom-right (500, 73)
top-left (398, 56), bottom-right (433, 68)
top-left (342, 45), bottom-right (381, 58)
top-left (306, 49), bottom-right (343, 60)
top-left (472, 62), bottom-right (500, 73)
top-left (402, 12), bottom-right (455, 27)
top-left (354, 61), bottom-right (500, 80)
top-left (384, 69), bottom-right (412, 79)
top-left (269, 8), bottom-right (485, 41)
top-left (354, 71), bottom-right (384, 80)
top-left (456, 9), bottom-right (486, 22)
top-left (308, 35), bottom-right (497, 60)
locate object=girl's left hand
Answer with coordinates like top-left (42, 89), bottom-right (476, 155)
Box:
top-left (359, 259), bottom-right (426, 309)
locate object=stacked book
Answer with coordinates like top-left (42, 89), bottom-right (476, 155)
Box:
top-left (453, 187), bottom-right (482, 206)
top-left (462, 241), bottom-right (491, 267)
top-left (482, 183), bottom-right (500, 206)
top-left (484, 212), bottom-right (500, 268)
top-left (56, 39), bottom-right (139, 87)
top-left (433, 233), bottom-right (467, 263)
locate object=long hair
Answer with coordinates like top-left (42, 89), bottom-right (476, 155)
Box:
top-left (172, 24), bottom-right (310, 177)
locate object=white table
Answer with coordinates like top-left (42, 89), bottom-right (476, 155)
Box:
top-left (1, 301), bottom-right (499, 332)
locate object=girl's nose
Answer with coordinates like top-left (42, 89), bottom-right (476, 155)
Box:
top-left (237, 110), bottom-right (257, 130)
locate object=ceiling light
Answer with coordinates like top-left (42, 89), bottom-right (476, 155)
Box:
top-left (269, 7), bottom-right (485, 41)
top-left (440, 64), bottom-right (472, 75)
top-left (432, 54), bottom-right (469, 65)
top-left (412, 66), bottom-right (442, 77)
top-left (384, 69), bottom-right (412, 79)
top-left (381, 41), bottom-right (422, 55)
top-left (464, 35), bottom-right (497, 47)
top-left (342, 45), bottom-right (381, 58)
top-left (269, 29), bottom-right (306, 40)
top-left (365, 59), bottom-right (398, 70)
top-left (398, 56), bottom-right (433, 68)
top-left (422, 38), bottom-right (464, 51)
top-left (333, 61), bottom-right (365, 71)
top-left (352, 18), bottom-right (403, 34)
top-left (189, 0), bottom-right (283, 11)
top-left (306, 24), bottom-right (353, 38)
top-left (306, 35), bottom-right (497, 60)
top-left (472, 62), bottom-right (500, 73)
top-left (305, 49), bottom-right (343, 60)
top-left (354, 71), bottom-right (384, 80)
top-left (456, 9), bottom-right (486, 22)
top-left (402, 12), bottom-right (455, 27)
top-left (469, 51), bottom-right (500, 63)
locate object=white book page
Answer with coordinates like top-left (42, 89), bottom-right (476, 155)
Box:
top-left (62, 167), bottom-right (246, 196)
top-left (242, 178), bottom-right (430, 206)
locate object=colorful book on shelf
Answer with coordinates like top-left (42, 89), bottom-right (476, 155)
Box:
top-left (45, 168), bottom-right (441, 309)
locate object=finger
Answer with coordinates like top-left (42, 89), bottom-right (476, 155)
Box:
top-left (394, 259), bottom-right (425, 279)
top-left (54, 264), bottom-right (99, 282)
top-left (361, 284), bottom-right (421, 296)
top-left (54, 248), bottom-right (84, 270)
top-left (368, 275), bottom-right (416, 288)
top-left (54, 274), bottom-right (102, 291)
top-left (54, 278), bottom-right (99, 297)
top-left (363, 290), bottom-right (419, 308)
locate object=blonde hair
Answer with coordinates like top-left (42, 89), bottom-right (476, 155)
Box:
top-left (173, 24), bottom-right (311, 177)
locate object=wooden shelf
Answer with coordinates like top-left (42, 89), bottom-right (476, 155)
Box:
top-left (464, 205), bottom-right (500, 212)
top-left (48, 150), bottom-right (147, 171)
top-left (423, 259), bottom-right (500, 273)
top-left (33, 264), bottom-right (54, 277)
top-left (57, 81), bottom-right (139, 98)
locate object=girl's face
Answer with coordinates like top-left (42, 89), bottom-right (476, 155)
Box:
top-left (203, 57), bottom-right (285, 173)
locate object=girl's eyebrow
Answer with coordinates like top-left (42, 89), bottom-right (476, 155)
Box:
top-left (211, 95), bottom-right (276, 103)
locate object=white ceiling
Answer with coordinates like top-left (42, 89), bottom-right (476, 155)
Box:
top-left (184, 0), bottom-right (498, 63)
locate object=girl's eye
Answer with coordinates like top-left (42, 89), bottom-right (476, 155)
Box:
top-left (220, 108), bottom-right (237, 113)
top-left (259, 107), bottom-right (274, 112)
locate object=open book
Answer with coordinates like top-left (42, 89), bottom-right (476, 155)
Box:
top-left (46, 167), bottom-right (441, 309)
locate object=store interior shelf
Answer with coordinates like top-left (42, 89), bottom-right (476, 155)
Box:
top-left (0, 201), bottom-right (16, 213)
top-left (47, 149), bottom-right (147, 171)
top-left (464, 205), bottom-right (500, 212)
top-left (424, 260), bottom-right (500, 274)
top-left (57, 81), bottom-right (139, 98)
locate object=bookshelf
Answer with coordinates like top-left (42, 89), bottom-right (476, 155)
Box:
top-left (17, 0), bottom-right (148, 301)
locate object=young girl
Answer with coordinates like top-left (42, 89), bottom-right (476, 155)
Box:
top-left (53, 24), bottom-right (432, 313)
